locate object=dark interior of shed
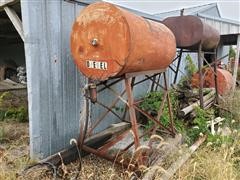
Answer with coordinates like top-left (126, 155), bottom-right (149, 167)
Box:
top-left (0, 2), bottom-right (26, 84)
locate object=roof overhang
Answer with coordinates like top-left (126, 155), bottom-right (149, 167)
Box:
top-left (221, 34), bottom-right (240, 45)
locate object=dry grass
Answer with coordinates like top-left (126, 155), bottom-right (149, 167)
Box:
top-left (20, 154), bottom-right (123, 180)
top-left (0, 121), bottom-right (125, 180)
top-left (162, 90), bottom-right (240, 180)
top-left (172, 132), bottom-right (240, 180)
top-left (0, 121), bottom-right (32, 180)
top-left (219, 89), bottom-right (240, 121)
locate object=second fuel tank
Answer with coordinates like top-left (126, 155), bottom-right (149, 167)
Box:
top-left (163, 15), bottom-right (220, 51)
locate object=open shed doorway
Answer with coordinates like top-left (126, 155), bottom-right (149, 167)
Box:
top-left (0, 1), bottom-right (26, 91)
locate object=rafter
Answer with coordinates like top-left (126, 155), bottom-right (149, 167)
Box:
top-left (0, 0), bottom-right (18, 9)
top-left (4, 6), bottom-right (24, 41)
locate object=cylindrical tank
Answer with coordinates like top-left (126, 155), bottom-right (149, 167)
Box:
top-left (163, 15), bottom-right (220, 51)
top-left (71, 2), bottom-right (176, 81)
top-left (191, 68), bottom-right (234, 95)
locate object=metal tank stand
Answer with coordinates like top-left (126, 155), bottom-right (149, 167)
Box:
top-left (197, 45), bottom-right (219, 108)
top-left (168, 47), bottom-right (219, 109)
top-left (81, 70), bottom-right (176, 168)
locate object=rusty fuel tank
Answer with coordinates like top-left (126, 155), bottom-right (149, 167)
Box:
top-left (71, 2), bottom-right (176, 81)
top-left (192, 68), bottom-right (234, 95)
top-left (163, 15), bottom-right (220, 51)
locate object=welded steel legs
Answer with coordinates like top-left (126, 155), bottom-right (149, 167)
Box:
top-left (80, 70), bottom-right (176, 167)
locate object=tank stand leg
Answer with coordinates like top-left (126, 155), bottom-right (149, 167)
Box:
top-left (213, 48), bottom-right (219, 104)
top-left (125, 78), bottom-right (140, 149)
top-left (198, 44), bottom-right (204, 108)
top-left (173, 49), bottom-right (183, 84)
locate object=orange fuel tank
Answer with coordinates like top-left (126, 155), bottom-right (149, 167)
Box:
top-left (71, 2), bottom-right (176, 81)
top-left (191, 68), bottom-right (234, 95)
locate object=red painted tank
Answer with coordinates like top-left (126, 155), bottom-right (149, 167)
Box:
top-left (191, 68), bottom-right (234, 95)
top-left (71, 2), bottom-right (176, 81)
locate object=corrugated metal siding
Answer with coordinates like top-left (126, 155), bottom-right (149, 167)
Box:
top-left (199, 16), bottom-right (240, 35)
top-left (21, 0), bottom-right (88, 158)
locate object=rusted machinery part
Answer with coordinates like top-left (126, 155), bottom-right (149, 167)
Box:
top-left (163, 15), bottom-right (220, 51)
top-left (71, 2), bottom-right (176, 81)
top-left (191, 68), bottom-right (234, 95)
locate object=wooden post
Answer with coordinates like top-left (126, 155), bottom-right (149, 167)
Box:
top-left (233, 34), bottom-right (240, 91)
top-left (4, 6), bottom-right (25, 41)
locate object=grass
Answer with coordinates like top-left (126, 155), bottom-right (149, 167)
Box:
top-left (165, 89), bottom-right (240, 180)
top-left (0, 121), bottom-right (32, 180)
top-left (0, 91), bottom-right (28, 123)
top-left (172, 131), bottom-right (240, 180)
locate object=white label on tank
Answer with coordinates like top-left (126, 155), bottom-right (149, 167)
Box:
top-left (86, 60), bottom-right (108, 70)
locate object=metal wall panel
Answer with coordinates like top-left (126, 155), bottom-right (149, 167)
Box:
top-left (200, 17), bottom-right (240, 35)
top-left (21, 0), bottom-right (87, 159)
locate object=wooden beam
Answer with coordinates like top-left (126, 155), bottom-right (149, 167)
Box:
top-left (0, 0), bottom-right (18, 8)
top-left (142, 134), bottom-right (183, 180)
top-left (40, 122), bottom-right (130, 166)
top-left (4, 6), bottom-right (24, 41)
top-left (179, 90), bottom-right (215, 117)
top-left (232, 34), bottom-right (240, 91)
top-left (160, 135), bottom-right (207, 180)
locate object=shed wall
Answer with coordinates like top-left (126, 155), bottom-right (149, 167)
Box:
top-left (21, 0), bottom-right (88, 158)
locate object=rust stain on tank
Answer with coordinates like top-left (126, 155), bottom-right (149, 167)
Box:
top-left (163, 15), bottom-right (220, 51)
top-left (71, 2), bottom-right (176, 80)
top-left (192, 68), bottom-right (234, 95)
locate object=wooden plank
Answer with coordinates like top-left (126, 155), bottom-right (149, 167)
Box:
top-left (160, 135), bottom-right (207, 180)
top-left (179, 90), bottom-right (215, 117)
top-left (142, 134), bottom-right (183, 180)
top-left (0, 79), bottom-right (26, 91)
top-left (40, 122), bottom-right (130, 166)
top-left (40, 135), bottom-right (110, 166)
top-left (232, 34), bottom-right (240, 91)
top-left (4, 6), bottom-right (24, 41)
top-left (84, 122), bottom-right (130, 145)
